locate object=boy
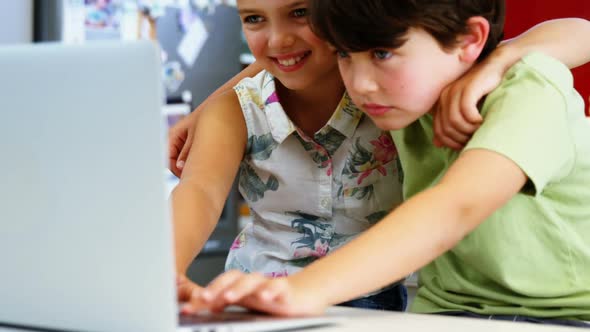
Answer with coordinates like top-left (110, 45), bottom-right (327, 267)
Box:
top-left (186, 0), bottom-right (590, 326)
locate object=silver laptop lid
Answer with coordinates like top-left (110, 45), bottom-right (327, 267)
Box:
top-left (0, 41), bottom-right (177, 332)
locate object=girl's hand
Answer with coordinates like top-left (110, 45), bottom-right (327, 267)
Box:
top-left (181, 270), bottom-right (328, 317)
top-left (177, 274), bottom-right (203, 303)
top-left (433, 57), bottom-right (505, 149)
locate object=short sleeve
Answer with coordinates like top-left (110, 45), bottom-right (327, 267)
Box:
top-left (463, 53), bottom-right (575, 195)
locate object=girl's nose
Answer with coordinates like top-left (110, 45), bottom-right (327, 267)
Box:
top-left (268, 28), bottom-right (296, 50)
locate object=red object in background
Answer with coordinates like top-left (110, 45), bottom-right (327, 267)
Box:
top-left (504, 1), bottom-right (590, 115)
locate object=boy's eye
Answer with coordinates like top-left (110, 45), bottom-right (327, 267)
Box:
top-left (335, 50), bottom-right (350, 59)
top-left (292, 8), bottom-right (307, 18)
top-left (243, 15), bottom-right (263, 24)
top-left (373, 49), bottom-right (393, 60)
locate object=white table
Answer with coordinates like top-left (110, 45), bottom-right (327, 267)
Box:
top-left (0, 307), bottom-right (583, 332)
top-left (304, 307), bottom-right (583, 332)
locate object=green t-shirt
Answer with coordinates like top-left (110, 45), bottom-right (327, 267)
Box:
top-left (391, 53), bottom-right (590, 320)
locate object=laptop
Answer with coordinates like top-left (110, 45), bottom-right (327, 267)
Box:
top-left (0, 42), bottom-right (340, 332)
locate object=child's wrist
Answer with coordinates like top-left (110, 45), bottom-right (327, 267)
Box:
top-left (498, 31), bottom-right (540, 60)
top-left (287, 275), bottom-right (332, 308)
top-left (485, 44), bottom-right (520, 76)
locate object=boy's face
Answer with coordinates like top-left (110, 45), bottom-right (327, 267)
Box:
top-left (237, 0), bottom-right (340, 91)
top-left (337, 28), bottom-right (471, 130)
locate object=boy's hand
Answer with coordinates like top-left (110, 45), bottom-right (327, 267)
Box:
top-left (181, 270), bottom-right (327, 317)
top-left (433, 58), bottom-right (504, 149)
top-left (168, 110), bottom-right (199, 177)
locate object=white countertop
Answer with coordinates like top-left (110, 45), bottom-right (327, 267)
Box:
top-left (0, 307), bottom-right (583, 332)
top-left (304, 307), bottom-right (583, 332)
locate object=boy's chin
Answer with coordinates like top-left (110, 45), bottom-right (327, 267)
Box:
top-left (370, 117), bottom-right (413, 131)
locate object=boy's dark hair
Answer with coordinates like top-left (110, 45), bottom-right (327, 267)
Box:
top-left (309, 0), bottom-right (505, 62)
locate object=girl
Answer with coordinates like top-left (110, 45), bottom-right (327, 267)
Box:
top-left (173, 0), bottom-right (407, 311)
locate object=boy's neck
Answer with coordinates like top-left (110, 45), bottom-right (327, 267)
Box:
top-left (428, 106), bottom-right (437, 117)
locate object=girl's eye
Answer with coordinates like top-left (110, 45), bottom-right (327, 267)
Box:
top-left (292, 8), bottom-right (307, 18)
top-left (373, 49), bottom-right (393, 60)
top-left (243, 15), bottom-right (263, 24)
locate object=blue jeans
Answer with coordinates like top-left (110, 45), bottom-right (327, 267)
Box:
top-left (337, 284), bottom-right (407, 311)
top-left (438, 311), bottom-right (590, 328)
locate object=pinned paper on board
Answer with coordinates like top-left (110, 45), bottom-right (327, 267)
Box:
top-left (192, 0), bottom-right (236, 14)
top-left (162, 61), bottom-right (186, 93)
top-left (177, 15), bottom-right (208, 68)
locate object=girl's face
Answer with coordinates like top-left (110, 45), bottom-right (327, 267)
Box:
top-left (337, 28), bottom-right (470, 130)
top-left (237, 0), bottom-right (339, 91)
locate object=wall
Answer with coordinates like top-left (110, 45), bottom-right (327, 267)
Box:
top-left (0, 1), bottom-right (33, 44)
top-left (156, 5), bottom-right (243, 108)
top-left (505, 0), bottom-right (590, 114)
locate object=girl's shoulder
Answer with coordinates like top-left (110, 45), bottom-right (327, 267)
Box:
top-left (235, 70), bottom-right (275, 93)
top-left (234, 70), bottom-right (279, 111)
top-left (201, 89), bottom-right (242, 119)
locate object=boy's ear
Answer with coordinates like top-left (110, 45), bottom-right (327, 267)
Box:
top-left (458, 16), bottom-right (490, 63)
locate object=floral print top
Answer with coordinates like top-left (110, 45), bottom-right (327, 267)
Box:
top-left (226, 71), bottom-right (403, 278)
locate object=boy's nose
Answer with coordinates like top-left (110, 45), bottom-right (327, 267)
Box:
top-left (349, 68), bottom-right (378, 96)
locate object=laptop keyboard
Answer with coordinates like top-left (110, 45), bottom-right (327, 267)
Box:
top-left (179, 311), bottom-right (274, 326)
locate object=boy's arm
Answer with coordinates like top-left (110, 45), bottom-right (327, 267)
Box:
top-left (435, 18), bottom-right (590, 149)
top-left (171, 90), bottom-right (247, 276)
top-left (187, 150), bottom-right (526, 316)
top-left (169, 61), bottom-right (262, 176)
top-left (286, 150), bottom-right (527, 310)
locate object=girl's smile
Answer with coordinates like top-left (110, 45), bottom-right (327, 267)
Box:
top-left (271, 50), bottom-right (312, 72)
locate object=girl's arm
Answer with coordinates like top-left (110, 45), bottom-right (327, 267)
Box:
top-left (186, 149), bottom-right (526, 316)
top-left (169, 61), bottom-right (263, 176)
top-left (498, 18), bottom-right (590, 70)
top-left (435, 18), bottom-right (590, 149)
top-left (171, 89), bottom-right (247, 276)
